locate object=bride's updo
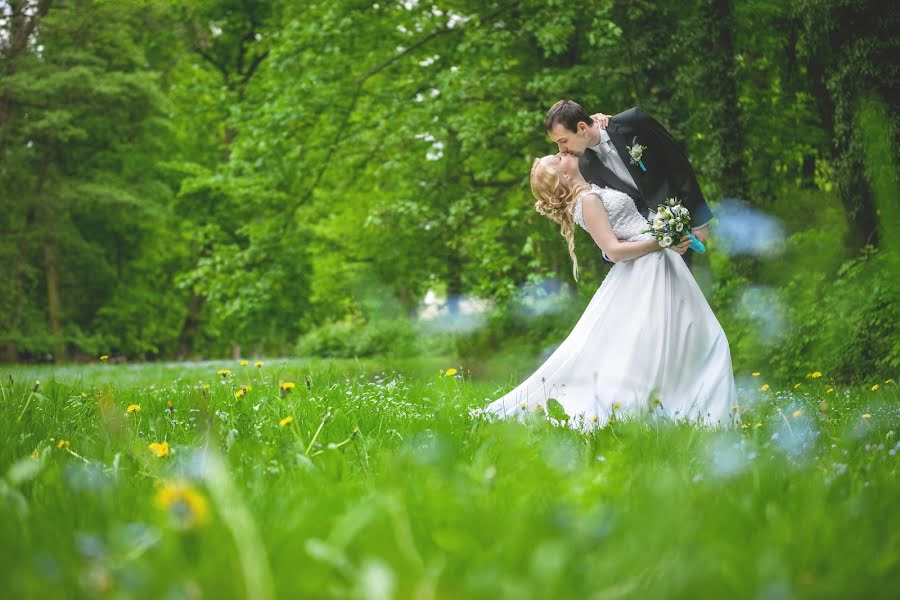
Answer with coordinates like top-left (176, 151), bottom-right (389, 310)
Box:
top-left (530, 157), bottom-right (588, 280)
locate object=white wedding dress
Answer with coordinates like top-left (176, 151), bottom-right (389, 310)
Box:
top-left (485, 184), bottom-right (737, 427)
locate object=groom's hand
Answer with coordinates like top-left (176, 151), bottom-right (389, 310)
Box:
top-left (690, 226), bottom-right (709, 244)
top-left (591, 113), bottom-right (610, 129)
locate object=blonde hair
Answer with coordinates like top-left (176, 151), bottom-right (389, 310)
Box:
top-left (530, 157), bottom-right (587, 280)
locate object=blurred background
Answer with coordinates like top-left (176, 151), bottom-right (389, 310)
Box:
top-left (0, 0), bottom-right (896, 383)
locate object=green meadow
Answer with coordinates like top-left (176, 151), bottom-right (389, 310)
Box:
top-left (2, 360), bottom-right (897, 599)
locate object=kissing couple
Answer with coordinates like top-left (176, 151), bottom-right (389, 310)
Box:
top-left (484, 100), bottom-right (737, 428)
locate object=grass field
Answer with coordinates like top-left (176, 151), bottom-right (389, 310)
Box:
top-left (1, 358), bottom-right (898, 599)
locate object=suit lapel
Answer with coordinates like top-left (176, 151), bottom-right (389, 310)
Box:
top-left (580, 149), bottom-right (618, 190)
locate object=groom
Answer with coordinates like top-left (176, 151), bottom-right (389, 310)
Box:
top-left (544, 100), bottom-right (711, 266)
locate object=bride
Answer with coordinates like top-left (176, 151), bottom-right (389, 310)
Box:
top-left (484, 152), bottom-right (737, 427)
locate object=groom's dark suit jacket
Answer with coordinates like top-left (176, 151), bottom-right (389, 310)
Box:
top-left (578, 107), bottom-right (712, 265)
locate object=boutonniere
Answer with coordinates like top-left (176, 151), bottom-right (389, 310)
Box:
top-left (626, 137), bottom-right (647, 172)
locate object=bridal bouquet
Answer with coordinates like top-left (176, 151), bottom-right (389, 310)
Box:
top-left (644, 198), bottom-right (706, 253)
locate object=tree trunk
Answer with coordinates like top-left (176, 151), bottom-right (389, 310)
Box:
top-left (33, 149), bottom-right (66, 361)
top-left (835, 141), bottom-right (880, 249)
top-left (443, 129), bottom-right (465, 316)
top-left (177, 290), bottom-right (203, 359)
top-left (699, 0), bottom-right (748, 199)
top-left (43, 238), bottom-right (65, 361)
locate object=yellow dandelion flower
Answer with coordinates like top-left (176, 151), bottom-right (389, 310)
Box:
top-left (760, 384), bottom-right (770, 391)
top-left (810, 371), bottom-right (823, 379)
top-left (57, 439), bottom-right (70, 449)
top-left (127, 404), bottom-right (141, 413)
top-left (234, 389), bottom-right (245, 398)
top-left (240, 360), bottom-right (248, 366)
top-left (99, 355), bottom-right (109, 361)
top-left (279, 416), bottom-right (294, 427)
top-left (611, 402), bottom-right (622, 410)
top-left (255, 361), bottom-right (264, 368)
top-left (154, 481), bottom-right (209, 529)
top-left (791, 409), bottom-right (802, 418)
top-left (148, 441), bottom-right (170, 458)
top-left (861, 413), bottom-right (872, 419)
top-left (280, 381), bottom-right (296, 390)
top-left (751, 372), bottom-right (760, 377)
top-left (826, 387), bottom-right (834, 394)
top-left (754, 422), bottom-right (763, 429)
top-left (871, 384), bottom-right (879, 391)
top-left (520, 402), bottom-right (527, 410)
top-left (202, 383), bottom-right (210, 390)
top-left (445, 368), bottom-right (458, 376)
top-left (217, 369), bottom-right (232, 377)
top-left (590, 415), bottom-right (599, 423)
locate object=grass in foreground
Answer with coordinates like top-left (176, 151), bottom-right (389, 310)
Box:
top-left (1, 359), bottom-right (898, 599)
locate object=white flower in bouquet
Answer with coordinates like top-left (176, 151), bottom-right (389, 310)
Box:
top-left (642, 197), bottom-right (704, 253)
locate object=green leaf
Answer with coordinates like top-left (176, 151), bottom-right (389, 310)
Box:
top-left (546, 398), bottom-right (570, 422)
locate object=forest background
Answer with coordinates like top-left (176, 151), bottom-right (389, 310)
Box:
top-left (1, 0), bottom-right (897, 383)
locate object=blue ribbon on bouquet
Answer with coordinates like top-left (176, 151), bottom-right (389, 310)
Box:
top-left (686, 232), bottom-right (706, 253)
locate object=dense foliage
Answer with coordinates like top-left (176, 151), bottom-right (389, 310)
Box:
top-left (1, 0), bottom-right (896, 382)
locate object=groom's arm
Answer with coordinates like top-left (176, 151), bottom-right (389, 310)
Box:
top-left (618, 108), bottom-right (714, 229)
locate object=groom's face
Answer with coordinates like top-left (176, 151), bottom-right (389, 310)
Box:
top-left (548, 122), bottom-right (591, 157)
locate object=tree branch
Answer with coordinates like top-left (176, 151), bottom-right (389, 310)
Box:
top-left (195, 47), bottom-right (230, 84)
top-left (355, 3), bottom-right (515, 87)
top-left (283, 2), bottom-right (520, 226)
top-left (238, 49), bottom-right (269, 89)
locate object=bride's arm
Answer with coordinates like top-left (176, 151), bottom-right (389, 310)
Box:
top-left (581, 194), bottom-right (662, 263)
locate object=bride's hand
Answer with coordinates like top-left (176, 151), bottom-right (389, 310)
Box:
top-left (671, 236), bottom-right (692, 255)
top-left (591, 113), bottom-right (610, 129)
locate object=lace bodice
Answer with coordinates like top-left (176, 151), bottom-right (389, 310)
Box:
top-left (574, 184), bottom-right (653, 242)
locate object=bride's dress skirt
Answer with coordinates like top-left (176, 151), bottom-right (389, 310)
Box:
top-left (486, 249), bottom-right (737, 427)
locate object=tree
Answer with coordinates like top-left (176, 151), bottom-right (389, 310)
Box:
top-left (0, 0), bottom-right (176, 360)
top-left (797, 0), bottom-right (899, 249)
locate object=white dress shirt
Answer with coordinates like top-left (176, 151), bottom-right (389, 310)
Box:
top-left (589, 129), bottom-right (639, 192)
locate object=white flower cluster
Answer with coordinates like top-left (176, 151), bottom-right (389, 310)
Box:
top-left (627, 136), bottom-right (646, 165)
top-left (536, 203), bottom-right (563, 218)
top-left (645, 198), bottom-right (692, 248)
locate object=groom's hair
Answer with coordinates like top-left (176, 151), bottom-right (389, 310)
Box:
top-left (544, 100), bottom-right (593, 133)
